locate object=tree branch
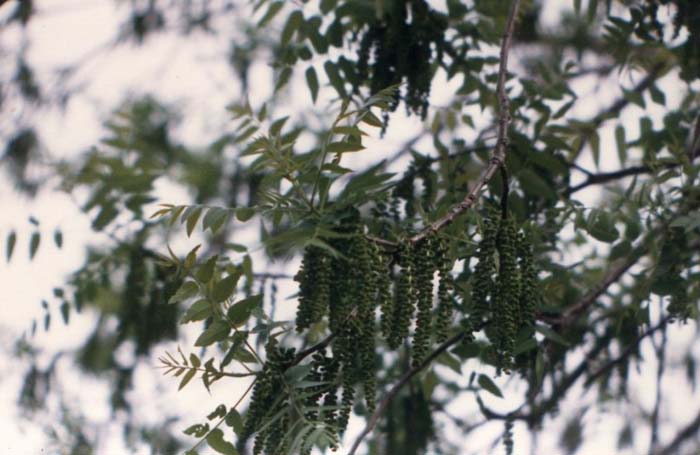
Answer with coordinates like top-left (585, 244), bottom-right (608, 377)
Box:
top-left (658, 408), bottom-right (700, 455)
top-left (539, 251), bottom-right (642, 327)
top-left (567, 165), bottom-right (652, 195)
top-left (347, 332), bottom-right (466, 455)
top-left (347, 2), bottom-right (523, 451)
top-left (410, 0), bottom-right (521, 244)
top-left (583, 316), bottom-right (670, 388)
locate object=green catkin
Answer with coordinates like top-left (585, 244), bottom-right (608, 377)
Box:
top-left (374, 244), bottom-right (394, 339)
top-left (244, 339), bottom-right (296, 454)
top-left (516, 231), bottom-right (537, 330)
top-left (464, 211), bottom-right (500, 336)
top-left (352, 232), bottom-right (378, 411)
top-left (412, 238), bottom-right (434, 367)
top-left (338, 376), bottom-right (356, 433)
top-left (504, 417), bottom-right (514, 455)
top-left (435, 237), bottom-right (454, 343)
top-left (321, 355), bottom-right (341, 449)
top-left (494, 215), bottom-right (520, 373)
top-left (389, 240), bottom-right (417, 349)
top-left (294, 246), bottom-right (329, 331)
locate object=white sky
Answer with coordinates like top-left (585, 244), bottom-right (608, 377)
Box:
top-left (1, 0), bottom-right (698, 454)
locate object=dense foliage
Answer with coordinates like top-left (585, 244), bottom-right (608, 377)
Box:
top-left (3, 0), bottom-right (700, 454)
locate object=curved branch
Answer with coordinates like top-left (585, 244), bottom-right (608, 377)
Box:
top-left (347, 332), bottom-right (465, 455)
top-left (658, 409), bottom-right (700, 455)
top-left (410, 0), bottom-right (521, 244)
top-left (348, 1), bottom-right (523, 452)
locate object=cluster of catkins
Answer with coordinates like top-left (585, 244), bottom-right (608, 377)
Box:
top-left (463, 210), bottom-right (539, 373)
top-left (242, 211), bottom-right (539, 452)
top-left (242, 222), bottom-right (455, 452)
top-left (241, 338), bottom-right (296, 455)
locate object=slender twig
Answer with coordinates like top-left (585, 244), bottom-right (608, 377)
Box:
top-left (409, 0), bottom-right (522, 245)
top-left (157, 364), bottom-right (256, 378)
top-left (565, 62), bottom-right (665, 166)
top-left (292, 333), bottom-right (336, 366)
top-left (649, 326), bottom-right (667, 453)
top-left (567, 165), bottom-right (651, 195)
top-left (188, 377), bottom-right (257, 453)
top-left (658, 408), bottom-right (700, 455)
top-left (584, 316), bottom-right (670, 388)
top-left (566, 163), bottom-right (679, 196)
top-left (348, 332), bottom-right (466, 455)
top-left (541, 252), bottom-right (641, 326)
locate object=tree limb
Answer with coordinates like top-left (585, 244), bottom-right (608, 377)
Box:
top-left (347, 1), bottom-right (523, 451)
top-left (658, 408), bottom-right (700, 455)
top-left (347, 332), bottom-right (466, 455)
top-left (410, 0), bottom-right (521, 244)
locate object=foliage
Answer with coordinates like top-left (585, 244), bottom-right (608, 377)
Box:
top-left (3, 0), bottom-right (700, 454)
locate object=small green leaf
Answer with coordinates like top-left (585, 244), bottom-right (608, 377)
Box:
top-left (535, 324), bottom-right (571, 346)
top-left (92, 204), bottom-right (118, 231)
top-left (184, 244), bottom-right (201, 271)
top-left (190, 353), bottom-right (201, 368)
top-left (518, 169), bottom-right (556, 200)
top-left (203, 207), bottom-right (229, 233)
top-left (208, 404), bottom-right (227, 420)
top-left (211, 273), bottom-right (240, 303)
top-left (227, 294), bottom-right (263, 327)
top-left (281, 10), bottom-right (302, 46)
top-left (207, 429), bottom-right (239, 455)
top-left (649, 83), bottom-right (666, 106)
top-left (195, 321), bottom-right (230, 347)
top-left (235, 207), bottom-right (255, 222)
top-left (270, 116), bottom-right (289, 136)
top-left (178, 368), bottom-right (197, 391)
top-left (6, 231), bottom-right (16, 262)
top-left (169, 281), bottom-right (199, 304)
top-left (436, 352), bottom-right (462, 374)
top-left (186, 207), bottom-right (204, 237)
top-left (258, 1), bottom-right (284, 27)
top-left (225, 409), bottom-right (244, 435)
top-left (53, 229), bottom-right (63, 249)
top-left (324, 60), bottom-right (346, 97)
top-left (585, 209), bottom-right (619, 243)
top-left (360, 110), bottom-right (383, 128)
top-left (587, 0), bottom-right (598, 21)
top-left (451, 342), bottom-right (480, 359)
top-left (615, 125), bottom-right (627, 165)
top-left (196, 255), bottom-right (218, 284)
top-left (326, 141), bottom-right (364, 154)
top-left (274, 67), bottom-right (293, 93)
top-left (589, 131), bottom-right (600, 169)
top-left (184, 423), bottom-right (209, 437)
top-left (59, 302), bottom-right (70, 325)
top-left (478, 374), bottom-right (503, 398)
top-left (29, 232), bottom-right (40, 260)
top-left (305, 66), bottom-right (319, 103)
top-left (181, 299), bottom-right (212, 323)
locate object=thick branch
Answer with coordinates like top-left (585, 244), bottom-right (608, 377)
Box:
top-left (410, 0), bottom-right (521, 244)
